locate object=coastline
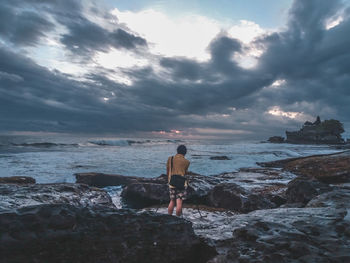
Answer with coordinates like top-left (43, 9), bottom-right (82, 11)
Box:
top-left (1, 150), bottom-right (350, 262)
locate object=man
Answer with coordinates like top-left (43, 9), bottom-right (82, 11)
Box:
top-left (166, 145), bottom-right (190, 216)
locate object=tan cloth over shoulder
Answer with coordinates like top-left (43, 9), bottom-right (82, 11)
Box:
top-left (166, 154), bottom-right (190, 188)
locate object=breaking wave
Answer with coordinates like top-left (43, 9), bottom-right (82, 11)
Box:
top-left (88, 139), bottom-right (183, 147)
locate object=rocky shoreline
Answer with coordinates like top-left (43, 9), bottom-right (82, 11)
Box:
top-left (1, 151), bottom-right (350, 262)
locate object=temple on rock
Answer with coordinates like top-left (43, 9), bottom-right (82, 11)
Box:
top-left (285, 116), bottom-right (345, 144)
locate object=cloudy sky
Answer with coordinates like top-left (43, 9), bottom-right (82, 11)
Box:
top-left (1, 0), bottom-right (350, 139)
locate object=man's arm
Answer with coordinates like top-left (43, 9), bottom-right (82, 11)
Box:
top-left (166, 157), bottom-right (170, 180)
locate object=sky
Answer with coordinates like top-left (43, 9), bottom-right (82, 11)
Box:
top-left (0, 0), bottom-right (350, 139)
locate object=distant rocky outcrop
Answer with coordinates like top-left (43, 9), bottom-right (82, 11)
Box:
top-left (267, 136), bottom-right (285, 143)
top-left (286, 116), bottom-right (345, 144)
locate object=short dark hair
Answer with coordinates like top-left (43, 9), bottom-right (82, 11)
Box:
top-left (177, 145), bottom-right (187, 155)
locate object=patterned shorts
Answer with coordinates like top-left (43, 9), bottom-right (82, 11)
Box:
top-left (169, 187), bottom-right (187, 200)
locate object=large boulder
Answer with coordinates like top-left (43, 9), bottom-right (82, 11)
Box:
top-left (0, 204), bottom-right (217, 263)
top-left (267, 136), bottom-right (285, 143)
top-left (0, 183), bottom-right (114, 210)
top-left (75, 172), bottom-right (140, 187)
top-left (208, 183), bottom-right (276, 212)
top-left (121, 182), bottom-right (169, 208)
top-left (285, 177), bottom-right (333, 206)
top-left (0, 176), bottom-right (36, 184)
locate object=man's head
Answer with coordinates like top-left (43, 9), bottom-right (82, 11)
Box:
top-left (177, 145), bottom-right (187, 155)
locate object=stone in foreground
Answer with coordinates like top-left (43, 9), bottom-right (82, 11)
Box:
top-left (0, 204), bottom-right (217, 263)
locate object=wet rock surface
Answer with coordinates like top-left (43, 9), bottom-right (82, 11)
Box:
top-left (285, 177), bottom-right (333, 206)
top-left (210, 205), bottom-right (350, 263)
top-left (0, 204), bottom-right (217, 263)
top-left (75, 172), bottom-right (140, 187)
top-left (258, 150), bottom-right (350, 183)
top-left (208, 183), bottom-right (276, 212)
top-left (0, 176), bottom-right (36, 184)
top-left (0, 183), bottom-right (115, 211)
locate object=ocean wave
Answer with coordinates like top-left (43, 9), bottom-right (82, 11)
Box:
top-left (11, 142), bottom-right (78, 148)
top-left (88, 139), bottom-right (183, 147)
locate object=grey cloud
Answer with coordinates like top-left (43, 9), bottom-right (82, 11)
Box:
top-left (0, 0), bottom-right (147, 56)
top-left (0, 4), bottom-right (55, 46)
top-left (1, 0), bottom-right (350, 138)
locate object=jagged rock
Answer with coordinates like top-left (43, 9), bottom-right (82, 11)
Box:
top-left (209, 205), bottom-right (350, 262)
top-left (306, 188), bottom-right (350, 209)
top-left (0, 183), bottom-right (114, 211)
top-left (208, 183), bottom-right (276, 212)
top-left (285, 116), bottom-right (345, 144)
top-left (285, 177), bottom-right (333, 205)
top-left (267, 136), bottom-right (285, 143)
top-left (121, 182), bottom-right (169, 208)
top-left (258, 151), bottom-right (350, 183)
top-left (0, 176), bottom-right (36, 184)
top-left (0, 204), bottom-right (217, 263)
top-left (283, 151), bottom-right (350, 183)
top-left (75, 172), bottom-right (139, 187)
top-left (210, 156), bottom-right (231, 160)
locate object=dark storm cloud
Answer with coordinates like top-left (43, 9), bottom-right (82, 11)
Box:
top-left (0, 0), bottom-right (147, 56)
top-left (60, 19), bottom-right (147, 56)
top-left (0, 46), bottom-right (177, 133)
top-left (0, 4), bottom-right (55, 46)
top-left (1, 0), bottom-right (350, 138)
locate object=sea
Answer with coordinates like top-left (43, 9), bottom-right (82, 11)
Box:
top-left (0, 134), bottom-right (343, 184)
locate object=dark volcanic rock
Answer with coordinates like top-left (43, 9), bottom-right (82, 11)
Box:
top-left (75, 172), bottom-right (168, 188)
top-left (307, 188), bottom-right (350, 209)
top-left (283, 151), bottom-right (350, 183)
top-left (258, 151), bottom-right (350, 183)
top-left (208, 183), bottom-right (276, 212)
top-left (75, 172), bottom-right (139, 187)
top-left (267, 136), bottom-right (285, 143)
top-left (210, 205), bottom-right (350, 262)
top-left (121, 182), bottom-right (169, 208)
top-left (208, 183), bottom-right (246, 210)
top-left (0, 176), bottom-right (36, 184)
top-left (0, 204), bottom-right (217, 263)
top-left (0, 183), bottom-right (114, 210)
top-left (210, 156), bottom-right (231, 160)
top-left (285, 177), bottom-right (333, 205)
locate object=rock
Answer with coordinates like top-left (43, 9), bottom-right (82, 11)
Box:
top-left (75, 172), bottom-right (168, 188)
top-left (0, 204), bottom-right (217, 263)
top-left (285, 177), bottom-right (333, 205)
top-left (258, 151), bottom-right (350, 184)
top-left (208, 183), bottom-right (247, 211)
top-left (0, 183), bottom-right (114, 211)
top-left (0, 176), bottom-right (36, 184)
top-left (283, 151), bottom-right (350, 183)
top-left (210, 206), bottom-right (350, 262)
top-left (210, 156), bottom-right (231, 160)
top-left (75, 172), bottom-right (139, 187)
top-left (306, 188), bottom-right (350, 209)
top-left (121, 182), bottom-right (169, 208)
top-left (267, 136), bottom-right (285, 143)
top-left (285, 116), bottom-right (345, 144)
top-left (208, 183), bottom-right (276, 212)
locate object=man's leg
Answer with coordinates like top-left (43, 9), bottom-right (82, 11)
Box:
top-left (176, 198), bottom-right (183, 216)
top-left (168, 199), bottom-right (175, 215)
